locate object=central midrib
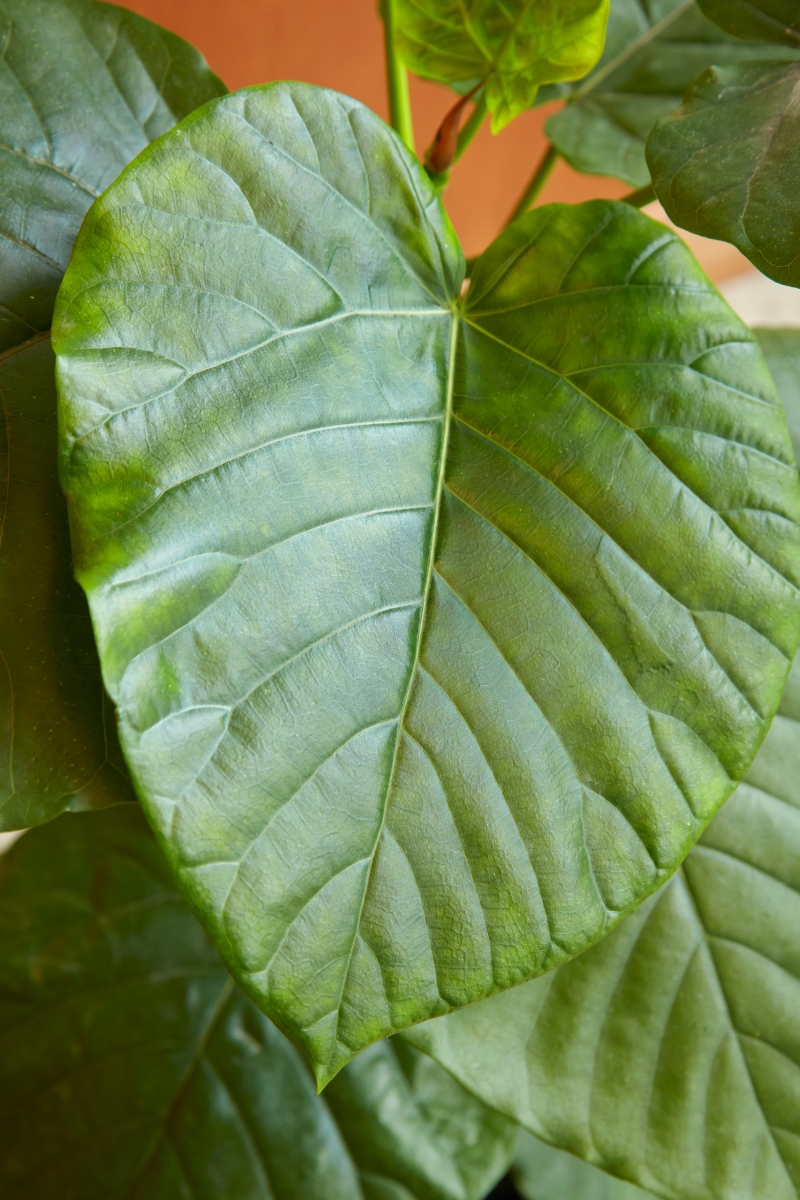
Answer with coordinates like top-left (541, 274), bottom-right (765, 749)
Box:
top-left (329, 304), bottom-right (461, 1057)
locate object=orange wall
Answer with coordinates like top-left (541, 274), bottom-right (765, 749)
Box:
top-left (126, 0), bottom-right (747, 277)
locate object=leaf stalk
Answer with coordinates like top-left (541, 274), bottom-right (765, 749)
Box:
top-left (381, 0), bottom-right (415, 154)
top-left (505, 142), bottom-right (558, 227)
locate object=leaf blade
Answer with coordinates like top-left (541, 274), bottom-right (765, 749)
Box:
top-left (55, 84), bottom-right (800, 1084)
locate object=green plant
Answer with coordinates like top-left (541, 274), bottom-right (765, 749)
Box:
top-left (1, 0), bottom-right (800, 1195)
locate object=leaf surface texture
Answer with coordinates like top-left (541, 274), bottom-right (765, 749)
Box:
top-left (55, 82), bottom-right (800, 1085)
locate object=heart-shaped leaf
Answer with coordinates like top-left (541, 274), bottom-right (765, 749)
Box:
top-left (54, 82), bottom-right (800, 1086)
top-left (393, 0), bottom-right (610, 132)
top-left (0, 806), bottom-right (516, 1199)
top-left (698, 0), bottom-right (800, 47)
top-left (513, 1132), bottom-right (656, 1199)
top-left (0, 0), bottom-right (226, 830)
top-left (404, 644), bottom-right (800, 1198)
top-left (542, 0), bottom-right (800, 187)
top-left (647, 60), bottom-right (800, 287)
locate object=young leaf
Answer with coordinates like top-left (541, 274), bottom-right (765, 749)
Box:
top-left (513, 1131), bottom-right (656, 1199)
top-left (757, 328), bottom-right (800, 463)
top-left (0, 806), bottom-right (516, 1199)
top-left (0, 0), bottom-right (226, 830)
top-left (542, 0), bottom-right (800, 187)
top-left (54, 83), bottom-right (800, 1087)
top-left (647, 60), bottom-right (800, 287)
top-left (404, 648), bottom-right (800, 1199)
top-left (392, 0), bottom-right (610, 132)
top-left (698, 0), bottom-right (800, 47)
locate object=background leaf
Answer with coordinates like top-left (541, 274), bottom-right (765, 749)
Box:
top-left (0, 805), bottom-right (517, 1200)
top-left (757, 329), bottom-right (800, 463)
top-left (55, 81), bottom-right (800, 1086)
top-left (647, 60), bottom-right (800, 287)
top-left (698, 0), bottom-right (800, 47)
top-left (542, 0), bottom-right (800, 186)
top-left (513, 1132), bottom-right (656, 1199)
top-left (0, 0), bottom-right (226, 830)
top-left (404, 645), bottom-right (800, 1197)
top-left (393, 0), bottom-right (610, 132)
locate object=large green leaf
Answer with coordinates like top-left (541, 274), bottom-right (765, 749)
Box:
top-left (54, 82), bottom-right (800, 1086)
top-left (0, 0), bottom-right (226, 829)
top-left (647, 59), bottom-right (800, 287)
top-left (0, 806), bottom-right (516, 1199)
top-left (513, 1132), bottom-right (655, 1199)
top-left (757, 328), bottom-right (800, 465)
top-left (404, 645), bottom-right (800, 1199)
top-left (542, 0), bottom-right (800, 187)
top-left (698, 0), bottom-right (800, 47)
top-left (393, 0), bottom-right (610, 132)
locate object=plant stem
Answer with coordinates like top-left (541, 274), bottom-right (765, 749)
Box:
top-left (381, 0), bottom-right (415, 154)
top-left (506, 143), bottom-right (558, 226)
top-left (622, 182), bottom-right (656, 208)
top-left (454, 93), bottom-right (487, 164)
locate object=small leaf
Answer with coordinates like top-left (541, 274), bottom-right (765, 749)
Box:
top-left (55, 83), bottom-right (800, 1086)
top-left (513, 1131), bottom-right (656, 1199)
top-left (0, 806), bottom-right (516, 1199)
top-left (393, 0), bottom-right (610, 132)
top-left (404, 649), bottom-right (800, 1197)
top-left (544, 0), bottom-right (800, 187)
top-left (647, 60), bottom-right (800, 287)
top-left (698, 0), bottom-right (800, 47)
top-left (0, 0), bottom-right (226, 830)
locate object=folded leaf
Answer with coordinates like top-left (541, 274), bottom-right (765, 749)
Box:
top-left (0, 806), bottom-right (516, 1199)
top-left (513, 1131), bottom-right (656, 1199)
top-left (698, 0), bottom-right (800, 47)
top-left (404, 646), bottom-right (800, 1197)
top-left (0, 0), bottom-right (226, 829)
top-left (647, 60), bottom-right (800, 287)
top-left (393, 0), bottom-right (610, 132)
top-left (543, 0), bottom-right (800, 186)
top-left (54, 83), bottom-right (800, 1087)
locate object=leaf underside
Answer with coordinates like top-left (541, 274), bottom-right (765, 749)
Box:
top-left (393, 0), bottom-right (610, 131)
top-left (404, 644), bottom-right (800, 1199)
top-left (55, 82), bottom-right (800, 1086)
top-left (542, 0), bottom-right (800, 187)
top-left (647, 60), bottom-right (800, 287)
top-left (0, 0), bottom-right (225, 828)
top-left (0, 806), bottom-right (516, 1200)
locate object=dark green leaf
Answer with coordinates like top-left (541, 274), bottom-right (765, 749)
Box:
top-left (543, 0), bottom-right (800, 187)
top-left (0, 0), bottom-right (226, 829)
top-left (393, 0), bottom-right (609, 132)
top-left (513, 1132), bottom-right (656, 1199)
top-left (757, 328), bottom-right (800, 464)
top-left (698, 0), bottom-right (800, 47)
top-left (0, 806), bottom-right (516, 1199)
top-left (404, 647), bottom-right (800, 1199)
top-left (54, 83), bottom-right (800, 1086)
top-left (647, 60), bottom-right (800, 287)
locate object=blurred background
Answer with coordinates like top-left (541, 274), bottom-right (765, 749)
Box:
top-left (117, 0), bottom-right (800, 328)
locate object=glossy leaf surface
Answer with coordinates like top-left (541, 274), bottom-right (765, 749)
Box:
top-left (543, 0), bottom-right (800, 187)
top-left (648, 60), bottom-right (800, 287)
top-left (405, 645), bottom-right (800, 1199)
top-left (513, 1132), bottom-right (656, 1199)
top-left (0, 0), bottom-right (225, 829)
top-left (758, 328), bottom-right (800, 464)
top-left (698, 0), bottom-right (800, 47)
top-left (393, 0), bottom-right (609, 132)
top-left (55, 83), bottom-right (800, 1086)
top-left (0, 805), bottom-right (516, 1199)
